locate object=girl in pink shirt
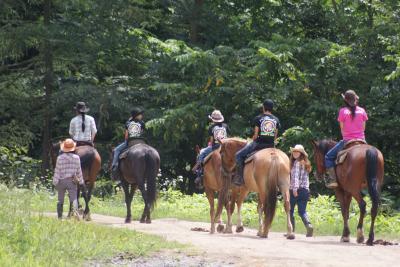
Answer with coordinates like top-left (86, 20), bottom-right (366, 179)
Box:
top-left (324, 90), bottom-right (368, 188)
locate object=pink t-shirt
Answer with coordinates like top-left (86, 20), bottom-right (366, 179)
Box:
top-left (337, 106), bottom-right (368, 140)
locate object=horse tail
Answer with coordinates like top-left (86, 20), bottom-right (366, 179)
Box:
top-left (264, 153), bottom-right (279, 230)
top-left (366, 148), bottom-right (380, 205)
top-left (144, 150), bottom-right (158, 211)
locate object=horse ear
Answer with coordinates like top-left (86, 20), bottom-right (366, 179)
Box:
top-left (195, 145), bottom-right (200, 153)
top-left (310, 140), bottom-right (317, 148)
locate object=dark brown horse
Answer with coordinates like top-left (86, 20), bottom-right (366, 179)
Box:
top-left (311, 140), bottom-right (384, 245)
top-left (51, 143), bottom-right (101, 220)
top-left (109, 142), bottom-right (159, 223)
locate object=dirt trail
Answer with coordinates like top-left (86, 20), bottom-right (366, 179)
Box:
top-left (47, 213), bottom-right (400, 267)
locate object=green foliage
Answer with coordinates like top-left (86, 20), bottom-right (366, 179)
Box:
top-left (0, 185), bottom-right (184, 267)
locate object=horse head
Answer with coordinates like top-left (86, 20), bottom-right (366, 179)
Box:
top-left (311, 139), bottom-right (336, 180)
top-left (220, 138), bottom-right (247, 173)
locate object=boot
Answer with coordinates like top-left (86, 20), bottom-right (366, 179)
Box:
top-left (326, 168), bottom-right (338, 189)
top-left (57, 203), bottom-right (63, 219)
top-left (111, 165), bottom-right (120, 181)
top-left (301, 215), bottom-right (314, 237)
top-left (194, 163), bottom-right (204, 189)
top-left (233, 165), bottom-right (244, 186)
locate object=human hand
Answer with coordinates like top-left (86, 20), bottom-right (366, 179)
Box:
top-left (293, 190), bottom-right (298, 197)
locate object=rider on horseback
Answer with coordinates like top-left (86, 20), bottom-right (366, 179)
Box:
top-left (69, 102), bottom-right (97, 146)
top-left (324, 90), bottom-right (368, 189)
top-left (233, 99), bottom-right (281, 186)
top-left (111, 107), bottom-right (146, 180)
top-left (194, 110), bottom-right (229, 188)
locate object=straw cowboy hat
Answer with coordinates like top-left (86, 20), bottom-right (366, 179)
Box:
top-left (208, 110), bottom-right (224, 123)
top-left (60, 138), bottom-right (76, 153)
top-left (290, 144), bottom-right (308, 157)
top-left (341, 90), bottom-right (359, 107)
top-left (74, 102), bottom-right (90, 113)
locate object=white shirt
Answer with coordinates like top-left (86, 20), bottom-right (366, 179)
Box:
top-left (69, 114), bottom-right (97, 141)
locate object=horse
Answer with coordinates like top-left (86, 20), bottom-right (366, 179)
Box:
top-left (109, 141), bottom-right (159, 224)
top-left (194, 139), bottom-right (246, 234)
top-left (311, 139), bottom-right (384, 245)
top-left (50, 142), bottom-right (101, 220)
top-left (218, 138), bottom-right (294, 239)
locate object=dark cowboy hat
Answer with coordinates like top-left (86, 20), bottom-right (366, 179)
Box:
top-left (74, 102), bottom-right (90, 113)
top-left (342, 90), bottom-right (359, 107)
top-left (131, 107), bottom-right (144, 118)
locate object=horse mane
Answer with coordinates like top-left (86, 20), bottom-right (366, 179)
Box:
top-left (225, 137), bottom-right (247, 144)
top-left (317, 139), bottom-right (337, 155)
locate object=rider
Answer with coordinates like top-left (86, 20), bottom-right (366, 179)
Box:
top-left (324, 90), bottom-right (368, 188)
top-left (233, 99), bottom-right (281, 186)
top-left (111, 107), bottom-right (146, 179)
top-left (194, 110), bottom-right (229, 187)
top-left (69, 102), bottom-right (97, 146)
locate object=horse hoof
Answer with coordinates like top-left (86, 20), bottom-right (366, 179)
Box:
top-left (216, 225), bottom-right (224, 233)
top-left (125, 218), bottom-right (132, 224)
top-left (341, 236), bottom-right (350, 243)
top-left (259, 234), bottom-right (268, 238)
top-left (145, 219), bottom-right (151, 224)
top-left (366, 239), bottom-right (374, 246)
top-left (286, 234), bottom-right (295, 240)
top-left (236, 226), bottom-right (244, 233)
top-left (223, 228), bottom-right (233, 234)
top-left (257, 231), bottom-right (261, 237)
top-left (357, 236), bottom-right (364, 244)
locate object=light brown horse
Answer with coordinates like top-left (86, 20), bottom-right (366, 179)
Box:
top-left (194, 138), bottom-right (247, 234)
top-left (51, 143), bottom-right (101, 220)
top-left (218, 139), bottom-right (294, 239)
top-left (311, 140), bottom-right (384, 245)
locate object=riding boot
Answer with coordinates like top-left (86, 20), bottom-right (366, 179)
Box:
top-left (194, 163), bottom-right (204, 189)
top-left (326, 168), bottom-right (338, 189)
top-left (290, 215), bottom-right (295, 233)
top-left (57, 203), bottom-right (63, 219)
top-left (233, 165), bottom-right (244, 186)
top-left (301, 215), bottom-right (314, 237)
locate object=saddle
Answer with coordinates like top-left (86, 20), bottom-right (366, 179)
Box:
top-left (119, 139), bottom-right (147, 160)
top-left (336, 139), bottom-right (367, 165)
top-left (245, 147), bottom-right (276, 164)
top-left (76, 141), bottom-right (94, 147)
top-left (203, 147), bottom-right (221, 165)
top-left (244, 144), bottom-right (275, 164)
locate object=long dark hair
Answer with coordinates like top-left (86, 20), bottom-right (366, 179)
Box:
top-left (81, 112), bottom-right (86, 132)
top-left (345, 101), bottom-right (356, 119)
top-left (290, 153), bottom-right (312, 173)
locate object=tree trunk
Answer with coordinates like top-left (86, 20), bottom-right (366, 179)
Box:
top-left (41, 0), bottom-right (54, 174)
top-left (189, 0), bottom-right (204, 44)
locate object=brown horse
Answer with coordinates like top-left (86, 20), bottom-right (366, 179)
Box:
top-left (218, 139), bottom-right (294, 239)
top-left (109, 142), bottom-right (159, 224)
top-left (194, 140), bottom-right (246, 234)
top-left (51, 143), bottom-right (101, 220)
top-left (311, 140), bottom-right (384, 245)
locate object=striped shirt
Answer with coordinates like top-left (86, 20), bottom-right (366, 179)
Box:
top-left (53, 153), bottom-right (83, 185)
top-left (69, 115), bottom-right (97, 142)
top-left (290, 160), bottom-right (309, 191)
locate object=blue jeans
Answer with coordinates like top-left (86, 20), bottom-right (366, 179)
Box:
top-left (112, 141), bottom-right (127, 168)
top-left (324, 140), bottom-right (345, 168)
top-left (235, 141), bottom-right (258, 168)
top-left (290, 188), bottom-right (310, 219)
top-left (198, 144), bottom-right (220, 163)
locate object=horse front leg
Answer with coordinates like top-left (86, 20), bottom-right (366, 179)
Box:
top-left (205, 189), bottom-right (216, 234)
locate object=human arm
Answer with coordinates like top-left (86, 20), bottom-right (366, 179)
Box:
top-left (69, 119), bottom-right (74, 139)
top-left (291, 161), bottom-right (301, 195)
top-left (90, 117), bottom-right (97, 141)
top-left (252, 126), bottom-right (259, 141)
top-left (52, 157), bottom-right (61, 186)
top-left (124, 129), bottom-right (129, 140)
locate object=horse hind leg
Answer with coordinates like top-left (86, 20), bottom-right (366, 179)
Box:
top-left (354, 193), bottom-right (366, 244)
top-left (281, 187), bottom-right (295, 240)
top-left (340, 192), bottom-right (352, 242)
top-left (205, 189), bottom-right (217, 234)
top-left (83, 183), bottom-right (94, 221)
top-left (122, 182), bottom-right (133, 223)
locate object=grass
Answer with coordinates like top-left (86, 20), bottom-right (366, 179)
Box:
top-left (0, 185), bottom-right (184, 267)
top-left (11, 185), bottom-right (400, 240)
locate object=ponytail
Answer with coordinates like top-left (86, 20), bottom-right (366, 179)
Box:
top-left (345, 102), bottom-right (356, 120)
top-left (81, 113), bottom-right (86, 132)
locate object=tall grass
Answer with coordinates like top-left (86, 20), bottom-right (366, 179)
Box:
top-left (0, 185), bottom-right (183, 267)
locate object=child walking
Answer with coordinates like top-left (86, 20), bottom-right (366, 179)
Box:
top-left (289, 144), bottom-right (313, 237)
